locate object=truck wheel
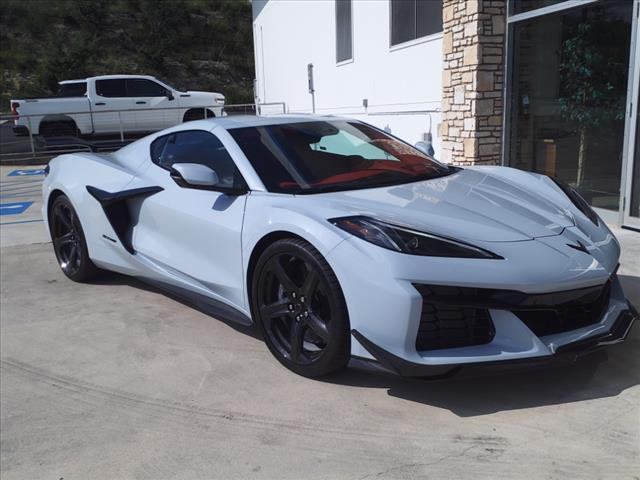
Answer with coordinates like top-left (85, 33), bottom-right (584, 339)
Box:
top-left (41, 121), bottom-right (79, 138)
top-left (183, 109), bottom-right (215, 122)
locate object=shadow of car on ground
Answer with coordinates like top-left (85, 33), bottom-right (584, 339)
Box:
top-left (89, 271), bottom-right (640, 418)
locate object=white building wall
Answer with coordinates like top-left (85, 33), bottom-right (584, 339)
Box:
top-left (252, 0), bottom-right (444, 158)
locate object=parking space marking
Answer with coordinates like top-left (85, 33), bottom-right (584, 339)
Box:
top-left (0, 201), bottom-right (33, 216)
top-left (0, 218), bottom-right (44, 225)
top-left (7, 169), bottom-right (46, 177)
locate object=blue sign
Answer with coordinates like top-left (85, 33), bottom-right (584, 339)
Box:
top-left (7, 169), bottom-right (45, 177)
top-left (0, 201), bottom-right (33, 216)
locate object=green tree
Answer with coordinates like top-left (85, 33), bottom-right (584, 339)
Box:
top-left (0, 0), bottom-right (255, 106)
top-left (558, 17), bottom-right (628, 186)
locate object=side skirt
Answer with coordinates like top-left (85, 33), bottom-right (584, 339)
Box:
top-left (138, 277), bottom-right (253, 328)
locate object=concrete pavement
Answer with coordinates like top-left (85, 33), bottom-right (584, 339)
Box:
top-left (0, 165), bottom-right (639, 479)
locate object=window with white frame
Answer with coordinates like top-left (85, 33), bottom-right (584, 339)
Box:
top-left (336, 0), bottom-right (352, 62)
top-left (390, 0), bottom-right (443, 47)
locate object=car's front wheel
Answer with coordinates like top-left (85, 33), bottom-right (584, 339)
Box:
top-left (49, 194), bottom-right (100, 282)
top-left (252, 238), bottom-right (351, 377)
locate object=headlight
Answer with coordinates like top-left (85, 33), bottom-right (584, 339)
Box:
top-left (329, 216), bottom-right (502, 259)
top-left (551, 178), bottom-right (599, 225)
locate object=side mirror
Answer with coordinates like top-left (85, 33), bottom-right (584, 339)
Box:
top-left (171, 163), bottom-right (219, 187)
top-left (170, 163), bottom-right (248, 195)
top-left (166, 91), bottom-right (175, 101)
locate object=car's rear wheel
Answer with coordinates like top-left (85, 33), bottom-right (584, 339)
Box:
top-left (252, 238), bottom-right (351, 377)
top-left (49, 195), bottom-right (100, 282)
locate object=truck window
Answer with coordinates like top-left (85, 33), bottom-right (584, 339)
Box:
top-left (96, 79), bottom-right (127, 98)
top-left (126, 79), bottom-right (167, 97)
top-left (58, 82), bottom-right (87, 97)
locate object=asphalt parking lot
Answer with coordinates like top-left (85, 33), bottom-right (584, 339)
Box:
top-left (1, 165), bottom-right (639, 479)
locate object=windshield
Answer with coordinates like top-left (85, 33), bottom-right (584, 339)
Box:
top-left (229, 120), bottom-right (454, 193)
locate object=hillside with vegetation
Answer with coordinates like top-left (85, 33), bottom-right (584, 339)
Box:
top-left (0, 0), bottom-right (255, 108)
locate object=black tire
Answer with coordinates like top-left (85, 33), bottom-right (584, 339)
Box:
top-left (183, 109), bottom-right (215, 122)
top-left (40, 120), bottom-right (78, 138)
top-left (49, 195), bottom-right (100, 282)
top-left (251, 238), bottom-right (351, 377)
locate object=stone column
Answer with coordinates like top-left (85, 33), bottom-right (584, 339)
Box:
top-left (440, 0), bottom-right (506, 165)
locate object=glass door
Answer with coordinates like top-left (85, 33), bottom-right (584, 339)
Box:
top-left (622, 1), bottom-right (640, 229)
top-left (506, 0), bottom-right (634, 218)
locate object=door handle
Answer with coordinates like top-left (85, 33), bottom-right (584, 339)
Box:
top-left (136, 101), bottom-right (146, 105)
top-left (95, 102), bottom-right (106, 106)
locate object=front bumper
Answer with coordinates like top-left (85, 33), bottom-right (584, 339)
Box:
top-left (325, 230), bottom-right (631, 376)
top-left (352, 303), bottom-right (636, 378)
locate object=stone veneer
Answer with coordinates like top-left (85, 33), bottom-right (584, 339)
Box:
top-left (440, 0), bottom-right (506, 165)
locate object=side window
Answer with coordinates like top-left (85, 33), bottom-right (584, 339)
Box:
top-left (58, 82), bottom-right (87, 97)
top-left (95, 79), bottom-right (127, 98)
top-left (150, 135), bottom-right (170, 165)
top-left (127, 79), bottom-right (167, 97)
top-left (150, 131), bottom-right (245, 189)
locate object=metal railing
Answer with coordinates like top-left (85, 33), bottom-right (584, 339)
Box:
top-left (0, 102), bottom-right (286, 164)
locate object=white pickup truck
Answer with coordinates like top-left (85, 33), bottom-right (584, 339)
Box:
top-left (10, 74), bottom-right (225, 137)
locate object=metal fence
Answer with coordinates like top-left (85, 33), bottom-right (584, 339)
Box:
top-left (0, 102), bottom-right (286, 164)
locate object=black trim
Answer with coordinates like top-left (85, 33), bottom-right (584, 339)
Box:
top-left (352, 304), bottom-right (636, 378)
top-left (413, 280), bottom-right (612, 339)
top-left (412, 280), bottom-right (610, 312)
top-left (86, 185), bottom-right (163, 254)
top-left (140, 277), bottom-right (252, 327)
top-left (101, 234), bottom-right (117, 243)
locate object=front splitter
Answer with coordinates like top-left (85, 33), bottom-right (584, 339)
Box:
top-left (351, 303), bottom-right (637, 379)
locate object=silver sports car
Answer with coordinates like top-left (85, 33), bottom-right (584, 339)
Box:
top-left (42, 115), bottom-right (637, 377)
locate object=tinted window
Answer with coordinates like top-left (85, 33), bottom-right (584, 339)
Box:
top-left (511, 0), bottom-right (565, 15)
top-left (150, 135), bottom-right (169, 164)
top-left (229, 120), bottom-right (452, 194)
top-left (390, 0), bottom-right (443, 46)
top-left (58, 82), bottom-right (87, 97)
top-left (127, 79), bottom-right (167, 97)
top-left (336, 0), bottom-right (352, 62)
top-left (95, 79), bottom-right (126, 97)
top-left (150, 130), bottom-right (245, 189)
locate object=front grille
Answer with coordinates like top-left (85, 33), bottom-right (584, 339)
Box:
top-left (413, 279), bottom-right (612, 350)
top-left (514, 281), bottom-right (611, 337)
top-left (416, 303), bottom-right (494, 351)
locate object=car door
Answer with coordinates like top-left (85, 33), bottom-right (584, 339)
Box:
top-left (126, 78), bottom-right (181, 132)
top-left (132, 129), bottom-right (248, 310)
top-left (91, 79), bottom-right (137, 134)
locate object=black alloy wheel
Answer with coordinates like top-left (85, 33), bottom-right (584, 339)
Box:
top-left (50, 195), bottom-right (99, 282)
top-left (252, 238), bottom-right (350, 377)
